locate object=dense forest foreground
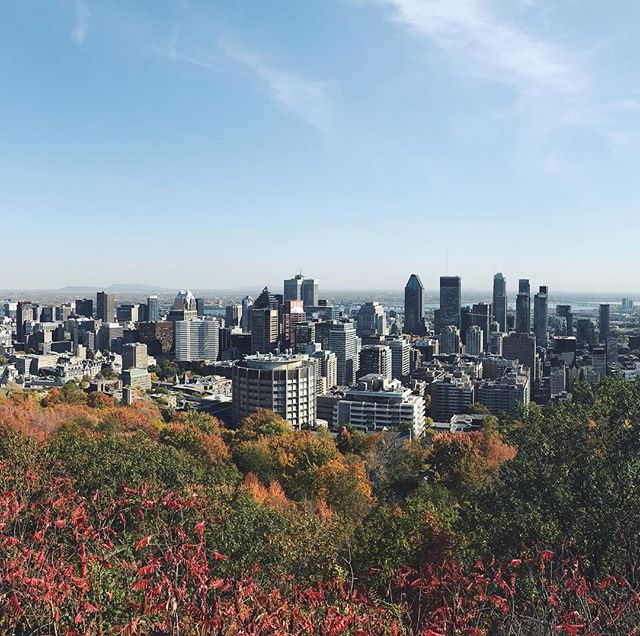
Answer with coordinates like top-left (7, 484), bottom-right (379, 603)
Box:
top-left (1, 377), bottom-right (640, 634)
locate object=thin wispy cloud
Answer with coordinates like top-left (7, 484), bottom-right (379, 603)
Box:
top-left (220, 41), bottom-right (334, 134)
top-left (165, 28), bottom-right (213, 68)
top-left (376, 0), bottom-right (586, 95)
top-left (72, 0), bottom-right (89, 44)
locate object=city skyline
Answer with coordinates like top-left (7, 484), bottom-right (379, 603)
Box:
top-left (2, 1), bottom-right (640, 290)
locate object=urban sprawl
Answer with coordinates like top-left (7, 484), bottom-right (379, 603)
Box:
top-left (1, 273), bottom-right (637, 438)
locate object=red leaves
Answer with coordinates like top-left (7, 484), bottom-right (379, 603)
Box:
top-left (134, 535), bottom-right (152, 551)
top-left (194, 520), bottom-right (205, 540)
top-left (213, 551), bottom-right (226, 560)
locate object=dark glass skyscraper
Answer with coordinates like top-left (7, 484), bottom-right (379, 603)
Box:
top-left (403, 274), bottom-right (425, 335)
top-left (533, 285), bottom-right (549, 348)
top-left (599, 304), bottom-right (610, 343)
top-left (438, 276), bottom-right (461, 332)
top-left (471, 302), bottom-right (491, 348)
top-left (516, 278), bottom-right (531, 334)
top-left (492, 272), bottom-right (507, 332)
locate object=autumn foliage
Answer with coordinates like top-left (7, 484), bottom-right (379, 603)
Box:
top-left (1, 376), bottom-right (640, 634)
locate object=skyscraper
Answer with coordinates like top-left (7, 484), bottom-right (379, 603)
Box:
top-left (283, 274), bottom-right (304, 302)
top-left (440, 325), bottom-right (461, 354)
top-left (404, 274), bottom-right (425, 335)
top-left (471, 302), bottom-right (491, 348)
top-left (516, 279), bottom-right (531, 334)
top-left (599, 304), bottom-right (610, 343)
top-left (556, 305), bottom-right (573, 336)
top-left (329, 319), bottom-right (359, 386)
top-left (492, 273), bottom-right (507, 332)
top-left (147, 296), bottom-right (160, 322)
top-left (356, 301), bottom-right (387, 337)
top-left (466, 325), bottom-right (484, 355)
top-left (251, 308), bottom-right (279, 354)
top-left (96, 291), bottom-right (114, 323)
top-left (75, 298), bottom-right (94, 318)
top-left (301, 278), bottom-right (318, 309)
top-left (503, 332), bottom-right (537, 381)
top-left (225, 303), bottom-right (243, 329)
top-left (438, 276), bottom-right (461, 333)
top-left (533, 286), bottom-right (549, 348)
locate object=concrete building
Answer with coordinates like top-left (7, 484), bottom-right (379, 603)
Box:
top-left (225, 303), bottom-right (243, 329)
top-left (283, 300), bottom-right (306, 350)
top-left (307, 344), bottom-right (338, 395)
top-left (138, 321), bottom-right (173, 356)
top-left (175, 319), bottom-right (219, 362)
top-left (232, 353), bottom-right (317, 429)
top-left (122, 367), bottom-right (152, 391)
top-left (440, 325), bottom-right (461, 355)
top-left (356, 301), bottom-right (387, 337)
top-left (251, 308), bottom-right (279, 354)
top-left (122, 342), bottom-right (148, 370)
top-left (476, 366), bottom-right (530, 416)
top-left (471, 302), bottom-right (491, 348)
top-left (335, 374), bottom-right (425, 437)
top-left (465, 325), bottom-right (484, 356)
top-left (387, 337), bottom-right (410, 380)
top-left (502, 332), bottom-right (537, 381)
top-left (431, 373), bottom-right (474, 422)
top-left (96, 292), bottom-right (115, 323)
top-left (168, 290), bottom-right (198, 322)
top-left (359, 344), bottom-right (392, 381)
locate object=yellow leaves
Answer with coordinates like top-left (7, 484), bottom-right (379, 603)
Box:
top-left (622, 419), bottom-right (633, 430)
top-left (587, 420), bottom-right (598, 430)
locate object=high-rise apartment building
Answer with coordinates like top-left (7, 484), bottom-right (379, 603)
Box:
top-left (404, 274), bottom-right (425, 335)
top-left (96, 291), bottom-right (114, 323)
top-left (476, 366), bottom-right (530, 416)
top-left (431, 373), bottom-right (474, 422)
top-left (175, 319), bottom-right (219, 362)
top-left (232, 353), bottom-right (317, 429)
top-left (359, 344), bottom-right (392, 381)
top-left (492, 273), bottom-right (507, 332)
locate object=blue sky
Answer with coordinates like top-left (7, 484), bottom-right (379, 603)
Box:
top-left (1, 0), bottom-right (639, 292)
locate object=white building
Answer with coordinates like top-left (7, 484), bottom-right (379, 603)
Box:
top-left (335, 374), bottom-right (425, 437)
top-left (175, 319), bottom-right (219, 362)
top-left (232, 353), bottom-right (317, 429)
